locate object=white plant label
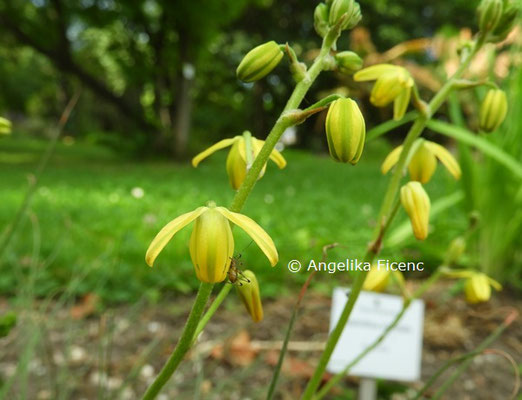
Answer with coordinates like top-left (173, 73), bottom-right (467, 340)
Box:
top-left (327, 288), bottom-right (424, 381)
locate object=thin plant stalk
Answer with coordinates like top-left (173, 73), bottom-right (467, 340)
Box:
top-left (0, 91), bottom-right (81, 258)
top-left (266, 244), bottom-right (341, 400)
top-left (314, 268), bottom-right (444, 400)
top-left (412, 310), bottom-right (517, 400)
top-left (301, 34), bottom-right (485, 400)
top-left (142, 21), bottom-right (345, 400)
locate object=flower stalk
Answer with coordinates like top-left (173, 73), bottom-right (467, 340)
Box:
top-left (301, 33), bottom-right (486, 400)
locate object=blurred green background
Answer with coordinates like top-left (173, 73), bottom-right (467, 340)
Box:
top-left (0, 0), bottom-right (520, 305)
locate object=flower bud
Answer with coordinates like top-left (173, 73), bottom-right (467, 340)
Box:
top-left (190, 207), bottom-right (234, 283)
top-left (400, 182), bottom-right (430, 241)
top-left (329, 0), bottom-right (358, 30)
top-left (334, 51), bottom-right (363, 74)
top-left (314, 3), bottom-right (330, 37)
top-left (236, 270), bottom-right (263, 322)
top-left (447, 237), bottom-right (466, 264)
top-left (236, 41), bottom-right (283, 83)
top-left (0, 117), bottom-right (12, 135)
top-left (479, 89), bottom-right (508, 133)
top-left (477, 0), bottom-right (503, 33)
top-left (363, 267), bottom-right (390, 292)
top-left (490, 2), bottom-right (518, 42)
top-left (325, 98), bottom-right (366, 164)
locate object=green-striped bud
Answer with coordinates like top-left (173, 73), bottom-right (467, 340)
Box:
top-left (478, 0), bottom-right (503, 33)
top-left (314, 3), bottom-right (330, 38)
top-left (325, 98), bottom-right (366, 164)
top-left (447, 237), bottom-right (466, 264)
top-left (400, 182), bottom-right (430, 241)
top-left (490, 1), bottom-right (519, 42)
top-left (0, 117), bottom-right (12, 135)
top-left (236, 270), bottom-right (263, 322)
top-left (479, 89), bottom-right (508, 133)
top-left (236, 41), bottom-right (284, 83)
top-left (334, 51), bottom-right (363, 74)
top-left (329, 0), bottom-right (360, 30)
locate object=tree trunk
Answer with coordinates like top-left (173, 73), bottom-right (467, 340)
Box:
top-left (172, 32), bottom-right (194, 159)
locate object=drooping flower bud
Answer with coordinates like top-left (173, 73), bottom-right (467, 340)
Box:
top-left (354, 64), bottom-right (414, 120)
top-left (464, 272), bottom-right (501, 304)
top-left (314, 3), bottom-right (330, 38)
top-left (477, 0), bottom-right (503, 34)
top-left (479, 89), bottom-right (508, 133)
top-left (325, 98), bottom-right (366, 164)
top-left (363, 266), bottom-right (390, 292)
top-left (236, 41), bottom-right (284, 83)
top-left (0, 117), bottom-right (12, 135)
top-left (490, 2), bottom-right (519, 42)
top-left (446, 237), bottom-right (466, 264)
top-left (236, 270), bottom-right (264, 322)
top-left (334, 51), bottom-right (363, 74)
top-left (400, 182), bottom-right (430, 240)
top-left (329, 0), bottom-right (359, 30)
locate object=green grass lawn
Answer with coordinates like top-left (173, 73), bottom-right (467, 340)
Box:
top-left (0, 136), bottom-right (466, 303)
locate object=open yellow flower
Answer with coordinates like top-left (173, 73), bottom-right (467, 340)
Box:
top-left (192, 132), bottom-right (286, 190)
top-left (145, 202), bottom-right (278, 283)
top-left (381, 139), bottom-right (461, 183)
top-left (354, 64), bottom-right (414, 120)
top-left (236, 270), bottom-right (264, 322)
top-left (443, 270), bottom-right (501, 304)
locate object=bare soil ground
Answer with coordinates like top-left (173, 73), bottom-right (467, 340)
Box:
top-left (1, 281), bottom-right (520, 400)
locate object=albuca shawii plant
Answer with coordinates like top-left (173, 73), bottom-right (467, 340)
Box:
top-left (140, 0), bottom-right (518, 398)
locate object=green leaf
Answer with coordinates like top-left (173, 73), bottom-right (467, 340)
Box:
top-left (426, 120), bottom-right (522, 180)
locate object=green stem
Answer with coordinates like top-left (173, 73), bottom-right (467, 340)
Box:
top-left (193, 283), bottom-right (233, 343)
top-left (142, 24), bottom-right (343, 400)
top-left (314, 268), bottom-right (444, 399)
top-left (302, 35), bottom-right (485, 400)
top-left (230, 27), bottom-right (340, 213)
top-left (142, 282), bottom-right (213, 400)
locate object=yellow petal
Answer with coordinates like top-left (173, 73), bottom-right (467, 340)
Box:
top-left (353, 64), bottom-right (399, 82)
top-left (408, 143), bottom-right (437, 184)
top-left (192, 138), bottom-right (238, 167)
top-left (269, 147), bottom-right (287, 169)
top-left (486, 276), bottom-right (502, 291)
top-left (381, 145), bottom-right (403, 175)
top-left (226, 141), bottom-right (248, 190)
top-left (237, 270), bottom-right (264, 322)
top-left (393, 87), bottom-right (411, 121)
top-left (363, 267), bottom-right (390, 292)
top-left (424, 141), bottom-right (461, 180)
top-left (145, 207), bottom-right (207, 267)
top-left (216, 207), bottom-right (278, 266)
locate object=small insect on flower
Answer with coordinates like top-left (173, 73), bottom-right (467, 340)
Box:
top-left (227, 254), bottom-right (252, 286)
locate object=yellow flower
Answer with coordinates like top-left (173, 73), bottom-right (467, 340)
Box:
top-left (443, 270), bottom-right (502, 304)
top-left (325, 98), bottom-right (366, 164)
top-left (236, 270), bottom-right (264, 322)
top-left (192, 133), bottom-right (286, 190)
top-left (145, 202), bottom-right (278, 283)
top-left (0, 117), bottom-right (12, 135)
top-left (363, 266), bottom-right (404, 292)
top-left (354, 64), bottom-right (414, 120)
top-left (381, 139), bottom-right (461, 183)
top-left (400, 181), bottom-right (430, 240)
